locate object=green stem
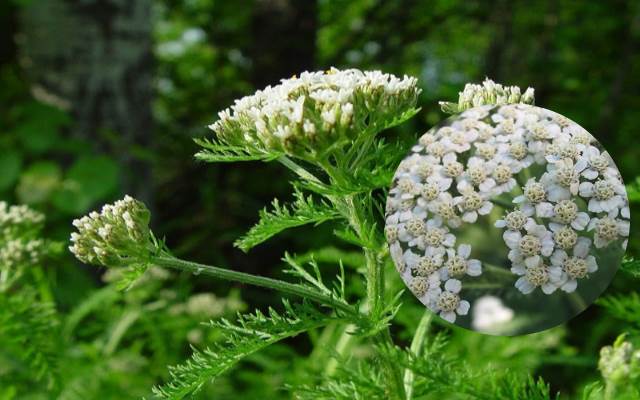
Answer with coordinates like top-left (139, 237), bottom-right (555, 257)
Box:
top-left (404, 312), bottom-right (432, 400)
top-left (491, 198), bottom-right (514, 209)
top-left (463, 283), bottom-right (505, 290)
top-left (569, 291), bottom-right (588, 312)
top-left (324, 323), bottom-right (357, 376)
top-left (341, 194), bottom-right (405, 400)
top-left (278, 156), bottom-right (323, 184)
top-left (344, 195), bottom-right (383, 313)
top-left (151, 255), bottom-right (356, 315)
top-left (482, 262), bottom-right (514, 277)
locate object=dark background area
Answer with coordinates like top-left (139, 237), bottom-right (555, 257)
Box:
top-left (1, 0), bottom-right (639, 397)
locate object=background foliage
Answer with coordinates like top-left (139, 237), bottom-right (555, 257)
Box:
top-left (1, 0), bottom-right (639, 398)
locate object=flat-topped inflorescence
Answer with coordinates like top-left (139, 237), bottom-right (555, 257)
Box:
top-left (0, 202), bottom-right (46, 270)
top-left (207, 68), bottom-right (420, 160)
top-left (386, 103), bottom-right (629, 323)
top-left (69, 196), bottom-right (153, 268)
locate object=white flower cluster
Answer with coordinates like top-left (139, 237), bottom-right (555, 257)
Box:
top-left (209, 68), bottom-right (420, 159)
top-left (69, 196), bottom-right (153, 268)
top-left (0, 202), bottom-right (45, 270)
top-left (440, 79), bottom-right (535, 114)
top-left (386, 104), bottom-right (629, 322)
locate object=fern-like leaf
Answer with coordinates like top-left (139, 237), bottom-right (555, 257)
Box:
top-left (235, 189), bottom-right (340, 252)
top-left (153, 300), bottom-right (339, 399)
top-left (0, 288), bottom-right (59, 389)
top-left (598, 292), bottom-right (640, 329)
top-left (371, 334), bottom-right (557, 400)
top-left (194, 137), bottom-right (282, 163)
top-left (620, 257), bottom-right (640, 278)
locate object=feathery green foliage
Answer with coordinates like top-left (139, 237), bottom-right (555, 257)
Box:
top-left (598, 292), bottom-right (640, 330)
top-left (0, 288), bottom-right (59, 389)
top-left (235, 189), bottom-right (341, 252)
top-left (620, 257), bottom-right (640, 278)
top-left (153, 300), bottom-right (341, 399)
top-left (194, 137), bottom-right (283, 163)
top-left (294, 333), bottom-right (556, 400)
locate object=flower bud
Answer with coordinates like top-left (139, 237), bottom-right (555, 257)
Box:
top-left (69, 196), bottom-right (153, 268)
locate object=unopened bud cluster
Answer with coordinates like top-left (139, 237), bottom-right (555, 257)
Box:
top-left (0, 202), bottom-right (45, 270)
top-left (69, 196), bottom-right (153, 268)
top-left (599, 336), bottom-right (640, 389)
top-left (440, 78), bottom-right (535, 114)
top-left (209, 68), bottom-right (420, 160)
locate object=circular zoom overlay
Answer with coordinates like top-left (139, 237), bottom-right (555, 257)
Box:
top-left (385, 104), bottom-right (629, 335)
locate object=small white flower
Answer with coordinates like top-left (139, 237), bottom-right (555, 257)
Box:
top-left (513, 262), bottom-right (560, 295)
top-left (422, 219), bottom-right (456, 253)
top-left (494, 209), bottom-right (533, 231)
top-left (489, 163), bottom-right (518, 196)
top-left (411, 132), bottom-right (436, 153)
top-left (427, 192), bottom-right (462, 228)
top-left (549, 238), bottom-right (597, 293)
top-left (442, 244), bottom-right (482, 279)
top-left (453, 184), bottom-right (493, 223)
top-left (541, 158), bottom-right (587, 201)
top-left (416, 174), bottom-right (453, 208)
top-left (551, 199), bottom-right (590, 230)
top-left (513, 178), bottom-right (554, 218)
top-left (440, 127), bottom-right (478, 153)
top-left (587, 216), bottom-right (630, 249)
top-left (581, 146), bottom-right (618, 180)
top-left (503, 220), bottom-right (554, 268)
top-left (457, 158), bottom-right (497, 194)
top-left (579, 177), bottom-right (627, 214)
top-left (431, 278), bottom-right (470, 323)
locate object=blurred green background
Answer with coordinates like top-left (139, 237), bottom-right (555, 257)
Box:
top-left (1, 0), bottom-right (639, 398)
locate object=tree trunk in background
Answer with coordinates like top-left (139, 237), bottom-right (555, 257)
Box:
top-left (250, 0), bottom-right (317, 88)
top-left (17, 0), bottom-right (154, 203)
top-left (0, 2), bottom-right (17, 66)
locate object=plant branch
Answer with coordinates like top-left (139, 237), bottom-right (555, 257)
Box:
top-left (404, 311), bottom-right (433, 400)
top-left (151, 255), bottom-right (356, 315)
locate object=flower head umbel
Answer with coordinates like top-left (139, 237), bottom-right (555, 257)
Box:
top-left (386, 100), bottom-right (629, 325)
top-left (206, 68), bottom-right (420, 161)
top-left (0, 202), bottom-right (46, 271)
top-left (70, 196), bottom-right (154, 268)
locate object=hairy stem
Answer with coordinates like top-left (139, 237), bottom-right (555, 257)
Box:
top-left (404, 311), bottom-right (433, 400)
top-left (341, 194), bottom-right (405, 400)
top-left (152, 255), bottom-right (356, 315)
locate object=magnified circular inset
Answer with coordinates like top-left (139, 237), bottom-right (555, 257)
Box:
top-left (385, 104), bottom-right (630, 335)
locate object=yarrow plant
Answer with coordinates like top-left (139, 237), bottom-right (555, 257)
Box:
top-left (202, 68), bottom-right (420, 162)
top-left (0, 202), bottom-right (46, 286)
top-left (66, 71), bottom-right (626, 398)
top-left (386, 89), bottom-right (630, 325)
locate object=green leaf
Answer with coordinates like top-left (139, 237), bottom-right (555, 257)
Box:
top-left (194, 137), bottom-right (282, 163)
top-left (620, 257), bottom-right (640, 278)
top-left (0, 288), bottom-right (60, 389)
top-left (0, 151), bottom-right (22, 191)
top-left (597, 292), bottom-right (640, 329)
top-left (234, 189), bottom-right (341, 252)
top-left (153, 300), bottom-right (337, 399)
